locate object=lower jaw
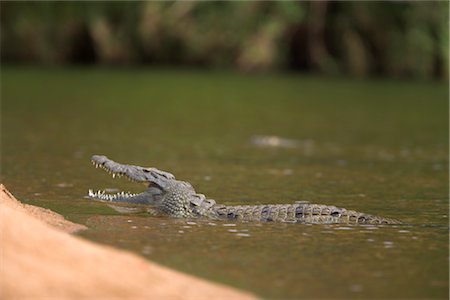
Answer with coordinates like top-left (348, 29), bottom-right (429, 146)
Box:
top-left (88, 189), bottom-right (138, 201)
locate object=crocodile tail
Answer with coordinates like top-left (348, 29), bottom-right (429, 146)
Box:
top-left (293, 204), bottom-right (402, 225)
top-left (213, 203), bottom-right (401, 224)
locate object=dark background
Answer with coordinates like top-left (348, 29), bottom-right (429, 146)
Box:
top-left (1, 1), bottom-right (448, 79)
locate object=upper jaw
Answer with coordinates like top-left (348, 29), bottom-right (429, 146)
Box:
top-left (91, 155), bottom-right (148, 183)
top-left (91, 155), bottom-right (176, 188)
top-left (88, 155), bottom-right (184, 206)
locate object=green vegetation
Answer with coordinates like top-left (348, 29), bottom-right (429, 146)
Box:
top-left (1, 1), bottom-right (448, 79)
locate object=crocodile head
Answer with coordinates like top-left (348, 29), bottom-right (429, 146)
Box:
top-left (88, 155), bottom-right (216, 218)
top-left (88, 155), bottom-right (176, 205)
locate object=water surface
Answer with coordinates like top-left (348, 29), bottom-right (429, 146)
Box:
top-left (2, 68), bottom-right (448, 298)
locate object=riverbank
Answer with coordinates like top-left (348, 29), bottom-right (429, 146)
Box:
top-left (0, 184), bottom-right (256, 300)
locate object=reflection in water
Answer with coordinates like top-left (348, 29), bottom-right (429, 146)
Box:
top-left (250, 135), bottom-right (302, 149)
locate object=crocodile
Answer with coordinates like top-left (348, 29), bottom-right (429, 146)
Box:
top-left (87, 155), bottom-right (401, 225)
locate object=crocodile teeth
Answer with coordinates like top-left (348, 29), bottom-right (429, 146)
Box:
top-left (88, 188), bottom-right (140, 200)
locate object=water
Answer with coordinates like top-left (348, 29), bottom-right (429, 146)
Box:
top-left (2, 67), bottom-right (448, 299)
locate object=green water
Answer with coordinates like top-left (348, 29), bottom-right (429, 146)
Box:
top-left (2, 67), bottom-right (448, 299)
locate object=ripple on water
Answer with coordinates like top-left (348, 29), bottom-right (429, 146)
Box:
top-left (372, 271), bottom-right (384, 278)
top-left (56, 182), bottom-right (74, 188)
top-left (334, 226), bottom-right (353, 230)
top-left (383, 241), bottom-right (395, 248)
top-left (349, 284), bottom-right (363, 292)
top-left (365, 226), bottom-right (379, 230)
top-left (141, 246), bottom-right (152, 255)
top-left (236, 233), bottom-right (251, 237)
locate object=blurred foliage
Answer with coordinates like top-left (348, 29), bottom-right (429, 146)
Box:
top-left (1, 1), bottom-right (447, 79)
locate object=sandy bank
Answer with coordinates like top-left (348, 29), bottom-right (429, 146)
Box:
top-left (0, 184), bottom-right (256, 300)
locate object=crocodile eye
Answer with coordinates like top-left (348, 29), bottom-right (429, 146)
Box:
top-left (143, 169), bottom-right (150, 173)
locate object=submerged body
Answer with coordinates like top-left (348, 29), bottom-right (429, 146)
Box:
top-left (88, 155), bottom-right (401, 225)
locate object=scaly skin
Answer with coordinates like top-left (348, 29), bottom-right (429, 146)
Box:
top-left (87, 155), bottom-right (401, 225)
